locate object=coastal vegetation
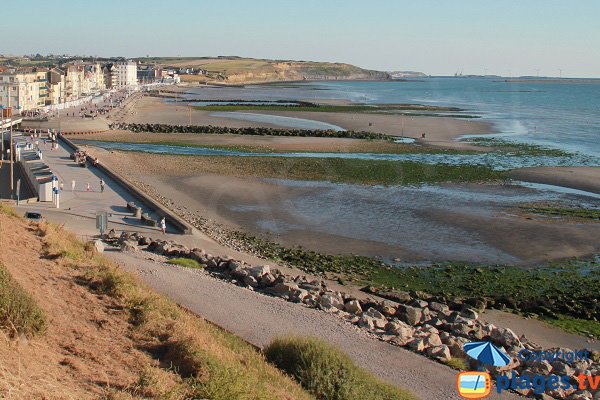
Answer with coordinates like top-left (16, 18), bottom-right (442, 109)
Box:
top-left (519, 203), bottom-right (600, 220)
top-left (0, 264), bottom-right (46, 337)
top-left (201, 157), bottom-right (508, 186)
top-left (265, 336), bottom-right (415, 400)
top-left (109, 153), bottom-right (507, 186)
top-left (168, 257), bottom-right (205, 268)
top-left (467, 137), bottom-right (573, 157)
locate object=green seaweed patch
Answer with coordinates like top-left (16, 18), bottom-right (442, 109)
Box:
top-left (366, 259), bottom-right (600, 325)
top-left (466, 137), bottom-right (573, 157)
top-left (519, 203), bottom-right (600, 220)
top-left (542, 314), bottom-right (600, 338)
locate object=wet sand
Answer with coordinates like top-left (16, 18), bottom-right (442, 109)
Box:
top-left (71, 131), bottom-right (427, 154)
top-left (118, 96), bottom-right (492, 151)
top-left (511, 166), bottom-right (600, 195)
top-left (88, 148), bottom-right (600, 265)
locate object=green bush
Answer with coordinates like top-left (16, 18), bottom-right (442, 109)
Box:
top-left (264, 336), bottom-right (415, 400)
top-left (168, 258), bottom-right (204, 269)
top-left (0, 264), bottom-right (46, 337)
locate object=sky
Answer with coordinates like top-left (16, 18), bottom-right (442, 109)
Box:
top-left (1, 0), bottom-right (599, 77)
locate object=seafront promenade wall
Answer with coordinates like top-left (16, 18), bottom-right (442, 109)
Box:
top-left (59, 135), bottom-right (193, 234)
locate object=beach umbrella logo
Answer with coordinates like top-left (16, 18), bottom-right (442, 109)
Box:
top-left (463, 341), bottom-right (511, 367)
top-left (455, 341), bottom-right (511, 398)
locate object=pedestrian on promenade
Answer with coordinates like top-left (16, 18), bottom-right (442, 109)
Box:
top-left (160, 217), bottom-right (166, 234)
top-left (100, 178), bottom-right (105, 193)
top-left (59, 181), bottom-right (64, 191)
top-left (86, 183), bottom-right (92, 192)
top-left (71, 180), bottom-right (76, 192)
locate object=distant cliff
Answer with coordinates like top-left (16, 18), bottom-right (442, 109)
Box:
top-left (160, 57), bottom-right (391, 83)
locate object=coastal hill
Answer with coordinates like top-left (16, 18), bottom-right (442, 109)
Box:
top-left (138, 56), bottom-right (391, 83)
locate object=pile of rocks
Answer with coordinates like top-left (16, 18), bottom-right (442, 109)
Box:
top-left (110, 231), bottom-right (599, 400)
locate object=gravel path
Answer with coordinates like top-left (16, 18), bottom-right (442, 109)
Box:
top-left (108, 252), bottom-right (521, 400)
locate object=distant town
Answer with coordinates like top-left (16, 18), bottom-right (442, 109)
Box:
top-left (0, 55), bottom-right (194, 113)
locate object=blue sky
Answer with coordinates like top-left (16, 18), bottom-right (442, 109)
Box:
top-left (1, 0), bottom-right (598, 77)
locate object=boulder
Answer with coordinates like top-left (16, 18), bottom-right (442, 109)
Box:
top-left (190, 249), bottom-right (206, 263)
top-left (137, 236), bottom-right (151, 246)
top-left (249, 265), bottom-right (270, 279)
top-left (381, 305), bottom-right (397, 317)
top-left (365, 308), bottom-right (387, 329)
top-left (423, 332), bottom-right (443, 348)
top-left (460, 306), bottom-right (479, 320)
top-left (261, 273), bottom-right (276, 287)
top-left (289, 288), bottom-right (309, 303)
top-left (358, 315), bottom-right (375, 330)
top-left (490, 327), bottom-right (522, 348)
top-left (319, 293), bottom-right (344, 310)
top-left (408, 338), bottom-right (427, 352)
top-left (230, 265), bottom-right (249, 280)
top-left (567, 391), bottom-right (593, 400)
top-left (302, 293), bottom-right (319, 307)
top-left (427, 345), bottom-right (452, 362)
top-left (397, 304), bottom-right (423, 326)
top-left (243, 275), bottom-right (258, 287)
top-left (272, 282), bottom-right (299, 297)
top-left (120, 241), bottom-right (138, 252)
top-left (88, 239), bottom-right (104, 253)
top-left (385, 320), bottom-right (414, 344)
top-left (344, 300), bottom-right (362, 315)
top-left (429, 301), bottom-right (450, 314)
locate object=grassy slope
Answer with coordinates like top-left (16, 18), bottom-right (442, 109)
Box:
top-left (0, 206), bottom-right (313, 400)
top-left (0, 264), bottom-right (46, 337)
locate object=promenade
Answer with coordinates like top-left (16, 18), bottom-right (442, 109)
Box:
top-left (15, 138), bottom-right (169, 236)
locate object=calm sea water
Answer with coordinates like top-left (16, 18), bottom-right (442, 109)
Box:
top-left (186, 78), bottom-right (600, 157)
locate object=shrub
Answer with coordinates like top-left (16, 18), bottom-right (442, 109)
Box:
top-left (168, 258), bottom-right (204, 269)
top-left (264, 336), bottom-right (415, 400)
top-left (0, 264), bottom-right (46, 337)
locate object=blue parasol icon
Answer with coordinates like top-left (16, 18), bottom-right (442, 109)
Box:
top-left (463, 341), bottom-right (511, 367)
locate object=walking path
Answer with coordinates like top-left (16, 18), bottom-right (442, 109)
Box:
top-left (108, 251), bottom-right (521, 400)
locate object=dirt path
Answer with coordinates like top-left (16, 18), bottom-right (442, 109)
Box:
top-left (108, 251), bottom-right (521, 400)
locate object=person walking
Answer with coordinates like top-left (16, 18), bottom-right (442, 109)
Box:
top-left (71, 179), bottom-right (76, 192)
top-left (160, 217), bottom-right (166, 234)
top-left (99, 178), bottom-right (105, 193)
top-left (86, 183), bottom-right (92, 192)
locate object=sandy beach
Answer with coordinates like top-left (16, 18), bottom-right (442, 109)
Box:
top-left (511, 166), bottom-right (600, 194)
top-left (116, 96), bottom-right (492, 151)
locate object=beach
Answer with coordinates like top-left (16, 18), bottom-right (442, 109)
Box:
top-left (116, 95), bottom-right (492, 151)
top-left (78, 147), bottom-right (600, 265)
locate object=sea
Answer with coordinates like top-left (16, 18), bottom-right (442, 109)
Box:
top-left (183, 77), bottom-right (600, 158)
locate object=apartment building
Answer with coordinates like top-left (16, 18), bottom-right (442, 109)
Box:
top-left (0, 69), bottom-right (46, 111)
top-left (113, 60), bottom-right (138, 87)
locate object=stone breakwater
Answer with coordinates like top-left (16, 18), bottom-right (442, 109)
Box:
top-left (103, 230), bottom-right (600, 400)
top-left (109, 122), bottom-right (394, 141)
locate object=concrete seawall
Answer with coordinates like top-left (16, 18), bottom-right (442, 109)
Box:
top-left (60, 135), bottom-right (193, 235)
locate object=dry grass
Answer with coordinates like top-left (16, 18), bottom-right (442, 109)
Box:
top-left (0, 264), bottom-right (46, 338)
top-left (34, 220), bottom-right (313, 400)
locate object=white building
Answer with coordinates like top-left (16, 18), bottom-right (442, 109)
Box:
top-left (113, 60), bottom-right (138, 87)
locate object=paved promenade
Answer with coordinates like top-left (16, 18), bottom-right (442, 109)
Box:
top-left (16, 138), bottom-right (171, 236)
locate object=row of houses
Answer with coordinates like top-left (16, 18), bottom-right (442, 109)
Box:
top-left (0, 60), bottom-right (143, 112)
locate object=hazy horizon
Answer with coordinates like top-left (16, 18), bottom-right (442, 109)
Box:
top-left (1, 0), bottom-right (599, 78)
